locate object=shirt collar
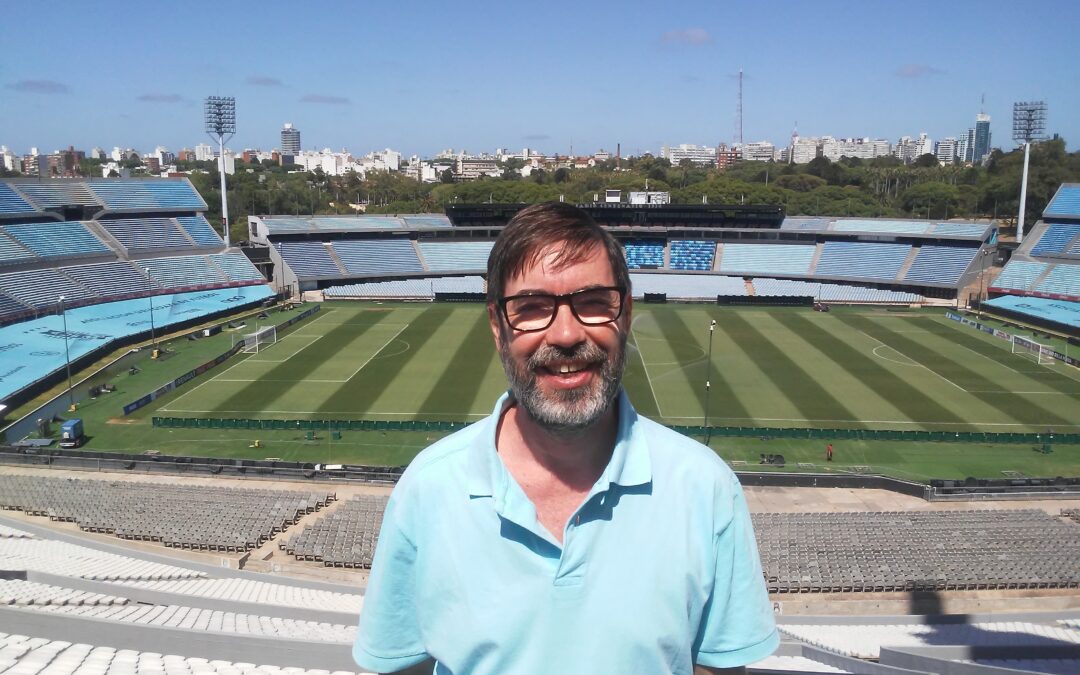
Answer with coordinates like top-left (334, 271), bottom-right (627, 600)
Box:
top-left (466, 388), bottom-right (652, 501)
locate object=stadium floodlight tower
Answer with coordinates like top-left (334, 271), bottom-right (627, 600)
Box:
top-left (204, 96), bottom-right (236, 247)
top-left (1012, 101), bottom-right (1047, 243)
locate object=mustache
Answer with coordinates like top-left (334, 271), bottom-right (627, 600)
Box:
top-left (526, 342), bottom-right (607, 370)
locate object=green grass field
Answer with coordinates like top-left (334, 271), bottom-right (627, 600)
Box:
top-left (52, 301), bottom-right (1080, 480)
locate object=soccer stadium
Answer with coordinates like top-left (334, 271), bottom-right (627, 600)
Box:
top-left (1, 177), bottom-right (1080, 673)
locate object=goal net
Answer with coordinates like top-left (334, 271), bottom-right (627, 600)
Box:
top-left (238, 325), bottom-right (277, 354)
top-left (1011, 335), bottom-right (1053, 365)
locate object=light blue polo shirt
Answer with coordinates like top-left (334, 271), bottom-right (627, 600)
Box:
top-left (354, 390), bottom-right (778, 674)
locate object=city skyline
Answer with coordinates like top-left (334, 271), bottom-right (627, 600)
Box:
top-left (2, 0), bottom-right (1078, 157)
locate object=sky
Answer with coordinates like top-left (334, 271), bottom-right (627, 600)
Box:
top-left (2, 0), bottom-right (1078, 158)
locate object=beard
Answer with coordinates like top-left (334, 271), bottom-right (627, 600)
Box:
top-left (499, 332), bottom-right (626, 435)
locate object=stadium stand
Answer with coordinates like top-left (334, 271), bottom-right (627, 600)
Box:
top-left (718, 243), bottom-right (816, 276)
top-left (208, 252), bottom-right (265, 283)
top-left (1035, 264), bottom-right (1080, 298)
top-left (324, 276), bottom-right (485, 299)
top-left (15, 182), bottom-right (99, 209)
top-left (630, 273), bottom-right (747, 298)
top-left (417, 241), bottom-right (493, 272)
top-left (62, 261), bottom-right (158, 298)
top-left (105, 578), bottom-right (362, 614)
top-left (275, 242), bottom-right (341, 278)
top-left (901, 245), bottom-right (978, 285)
top-left (0, 268), bottom-right (94, 309)
top-left (3, 221), bottom-right (112, 260)
top-left (752, 279), bottom-right (920, 303)
top-left (0, 579), bottom-right (131, 607)
top-left (778, 620), bottom-right (1080, 660)
top-left (331, 240), bottom-right (424, 276)
top-left (779, 217), bottom-right (831, 231)
top-left (283, 496), bottom-right (387, 567)
top-left (140, 256), bottom-right (227, 289)
top-left (832, 219), bottom-right (932, 235)
top-left (1031, 224), bottom-right (1080, 257)
top-left (928, 222), bottom-right (991, 237)
top-left (100, 218), bottom-right (193, 253)
top-left (0, 535), bottom-right (202, 581)
top-left (0, 231), bottom-right (33, 267)
top-left (991, 260), bottom-right (1049, 294)
top-left (87, 180), bottom-right (206, 212)
top-left (176, 216), bottom-right (225, 248)
top-left (0, 182), bottom-right (38, 216)
top-left (815, 242), bottom-right (912, 280)
top-left (401, 215), bottom-right (453, 228)
top-left (754, 509), bottom-right (1080, 594)
top-left (0, 291), bottom-right (28, 319)
top-left (623, 239), bottom-right (665, 268)
top-left (668, 240), bottom-right (715, 271)
top-left (1044, 183), bottom-right (1080, 218)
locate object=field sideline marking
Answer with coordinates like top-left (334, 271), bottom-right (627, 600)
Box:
top-left (859, 329), bottom-right (967, 392)
top-left (629, 317), bottom-right (665, 417)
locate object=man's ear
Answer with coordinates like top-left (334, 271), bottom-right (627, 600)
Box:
top-left (621, 292), bottom-right (633, 329)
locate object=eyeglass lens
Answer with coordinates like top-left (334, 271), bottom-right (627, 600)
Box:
top-left (505, 288), bottom-right (622, 330)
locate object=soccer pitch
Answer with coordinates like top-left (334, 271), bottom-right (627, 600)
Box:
top-left (155, 302), bottom-right (1080, 433)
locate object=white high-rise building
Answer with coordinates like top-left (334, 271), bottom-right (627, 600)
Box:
top-left (740, 141), bottom-right (776, 162)
top-left (821, 137), bottom-right (892, 161)
top-left (935, 138), bottom-right (958, 165)
top-left (194, 143), bottom-right (215, 162)
top-left (791, 138), bottom-right (820, 164)
top-left (0, 146), bottom-right (17, 172)
top-left (661, 143), bottom-right (716, 165)
top-left (281, 123), bottom-right (301, 155)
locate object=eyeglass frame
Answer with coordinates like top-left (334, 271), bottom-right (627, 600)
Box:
top-left (497, 285), bottom-right (628, 333)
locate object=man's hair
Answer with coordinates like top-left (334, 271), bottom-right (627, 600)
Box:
top-left (486, 202), bottom-right (630, 304)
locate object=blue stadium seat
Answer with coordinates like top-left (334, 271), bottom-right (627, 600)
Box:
top-left (0, 183), bottom-right (38, 215)
top-left (63, 261), bottom-right (157, 298)
top-left (88, 180), bottom-right (205, 211)
top-left (333, 240), bottom-right (424, 275)
top-left (140, 255), bottom-right (227, 290)
top-left (418, 241), bottom-right (492, 272)
top-left (209, 252), bottom-right (264, 282)
top-left (4, 221), bottom-right (111, 260)
top-left (832, 220), bottom-right (931, 235)
top-left (902, 246), bottom-right (978, 285)
top-left (276, 242), bottom-right (342, 278)
top-left (623, 239), bottom-right (664, 269)
top-left (100, 218), bottom-right (191, 252)
top-left (176, 216), bottom-right (225, 247)
top-left (991, 260), bottom-right (1048, 293)
top-left (0, 269), bottom-right (95, 308)
top-left (1044, 184), bottom-right (1080, 218)
top-left (815, 242), bottom-right (911, 280)
top-left (668, 240), bottom-right (715, 271)
top-left (719, 244), bottom-right (815, 276)
top-left (0, 290), bottom-right (29, 321)
top-left (1034, 265), bottom-right (1080, 298)
top-left (1030, 224), bottom-right (1080, 257)
top-left (15, 182), bottom-right (99, 208)
top-left (0, 232), bottom-right (35, 267)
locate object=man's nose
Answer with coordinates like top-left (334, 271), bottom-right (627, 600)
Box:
top-left (545, 301), bottom-right (586, 347)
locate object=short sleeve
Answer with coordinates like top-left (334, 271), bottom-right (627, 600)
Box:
top-left (693, 476), bottom-right (779, 668)
top-left (353, 492), bottom-right (430, 672)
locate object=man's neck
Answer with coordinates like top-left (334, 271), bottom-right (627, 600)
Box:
top-left (498, 400), bottom-right (618, 492)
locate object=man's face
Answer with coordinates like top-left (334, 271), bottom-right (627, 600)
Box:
top-left (489, 243), bottom-right (631, 433)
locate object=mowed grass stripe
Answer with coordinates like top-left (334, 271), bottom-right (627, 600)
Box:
top-left (417, 309), bottom-right (495, 417)
top-left (650, 306), bottom-right (750, 422)
top-left (773, 312), bottom-right (973, 430)
top-left (211, 314), bottom-right (386, 415)
top-left (316, 305), bottom-right (455, 415)
top-left (922, 317), bottom-right (1080, 394)
top-left (837, 313), bottom-right (1075, 428)
top-left (716, 310), bottom-right (864, 427)
top-left (624, 325), bottom-right (661, 418)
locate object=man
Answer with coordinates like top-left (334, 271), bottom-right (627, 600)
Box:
top-left (354, 202), bottom-right (778, 674)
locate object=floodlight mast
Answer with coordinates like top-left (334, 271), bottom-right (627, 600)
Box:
top-left (1012, 101), bottom-right (1047, 244)
top-left (205, 96), bottom-right (236, 247)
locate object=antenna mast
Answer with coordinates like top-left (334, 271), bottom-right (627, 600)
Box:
top-left (735, 68), bottom-right (744, 147)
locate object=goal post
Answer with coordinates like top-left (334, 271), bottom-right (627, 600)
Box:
top-left (238, 325), bottom-right (277, 354)
top-left (1011, 334), bottom-right (1053, 365)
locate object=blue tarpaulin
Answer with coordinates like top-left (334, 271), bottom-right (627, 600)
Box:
top-left (984, 294), bottom-right (1080, 329)
top-left (0, 285), bottom-right (273, 402)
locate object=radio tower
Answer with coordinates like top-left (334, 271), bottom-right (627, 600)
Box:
top-left (734, 68), bottom-right (744, 147)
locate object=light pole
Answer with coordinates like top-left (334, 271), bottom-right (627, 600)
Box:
top-left (1012, 102), bottom-right (1047, 244)
top-left (144, 268), bottom-right (158, 354)
top-left (58, 296), bottom-right (74, 410)
top-left (205, 96), bottom-right (236, 247)
top-left (703, 319), bottom-right (716, 445)
top-left (977, 249), bottom-right (991, 317)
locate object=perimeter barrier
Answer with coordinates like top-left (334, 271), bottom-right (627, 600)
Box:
top-left (149, 416), bottom-right (1079, 445)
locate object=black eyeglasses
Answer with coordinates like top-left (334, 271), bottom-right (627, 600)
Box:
top-left (499, 286), bottom-right (627, 332)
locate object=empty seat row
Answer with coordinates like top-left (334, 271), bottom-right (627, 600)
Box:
top-left (332, 240), bottom-right (423, 276)
top-left (815, 242), bottom-right (911, 280)
top-left (719, 244), bottom-right (815, 276)
top-left (417, 241), bottom-right (492, 272)
top-left (902, 245), bottom-right (978, 285)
